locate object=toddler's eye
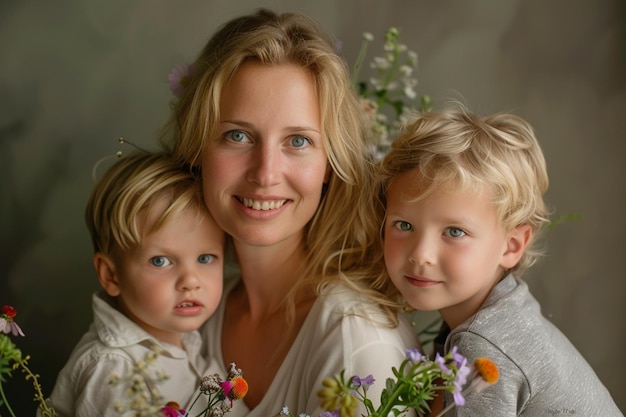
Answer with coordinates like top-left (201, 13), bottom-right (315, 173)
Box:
top-left (445, 227), bottom-right (466, 238)
top-left (393, 221), bottom-right (413, 232)
top-left (290, 135), bottom-right (310, 148)
top-left (198, 254), bottom-right (216, 264)
top-left (225, 130), bottom-right (250, 143)
top-left (150, 256), bottom-right (172, 267)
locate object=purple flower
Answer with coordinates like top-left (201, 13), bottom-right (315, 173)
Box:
top-left (450, 346), bottom-right (465, 367)
top-left (405, 348), bottom-right (423, 364)
top-left (351, 374), bottom-right (375, 389)
top-left (434, 352), bottom-right (450, 373)
top-left (168, 64), bottom-right (192, 97)
top-left (452, 388), bottom-right (466, 406)
top-left (320, 411), bottom-right (340, 417)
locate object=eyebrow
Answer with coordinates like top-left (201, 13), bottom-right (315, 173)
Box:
top-left (221, 120), bottom-right (321, 134)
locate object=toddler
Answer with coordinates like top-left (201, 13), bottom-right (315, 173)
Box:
top-left (43, 151), bottom-right (224, 416)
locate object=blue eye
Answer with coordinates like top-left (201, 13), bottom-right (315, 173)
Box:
top-left (445, 227), bottom-right (466, 238)
top-left (198, 254), bottom-right (216, 264)
top-left (290, 135), bottom-right (309, 148)
top-left (150, 256), bottom-right (171, 267)
top-left (394, 221), bottom-right (413, 232)
top-left (225, 130), bottom-right (249, 143)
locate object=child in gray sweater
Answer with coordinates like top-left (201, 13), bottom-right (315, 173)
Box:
top-left (378, 105), bottom-right (622, 416)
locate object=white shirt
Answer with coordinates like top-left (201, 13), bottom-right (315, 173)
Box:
top-left (191, 279), bottom-right (419, 417)
top-left (41, 292), bottom-right (206, 417)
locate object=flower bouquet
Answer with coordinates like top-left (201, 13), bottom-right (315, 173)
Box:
top-left (280, 347), bottom-right (498, 417)
top-left (0, 305), bottom-right (248, 417)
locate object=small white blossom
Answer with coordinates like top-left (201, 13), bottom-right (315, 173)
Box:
top-left (399, 65), bottom-right (413, 77)
top-left (371, 56), bottom-right (391, 70)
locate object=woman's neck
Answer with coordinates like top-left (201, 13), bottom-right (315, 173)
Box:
top-left (233, 237), bottom-right (310, 319)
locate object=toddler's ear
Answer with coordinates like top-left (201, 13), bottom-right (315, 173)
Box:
top-left (94, 253), bottom-right (121, 296)
top-left (501, 224), bottom-right (532, 269)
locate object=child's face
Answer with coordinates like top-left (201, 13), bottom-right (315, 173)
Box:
top-left (384, 169), bottom-right (521, 329)
top-left (107, 201), bottom-right (224, 347)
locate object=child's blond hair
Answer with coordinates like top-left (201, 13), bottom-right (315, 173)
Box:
top-left (86, 151), bottom-right (206, 256)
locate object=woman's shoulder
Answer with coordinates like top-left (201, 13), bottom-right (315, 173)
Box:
top-left (318, 282), bottom-right (386, 315)
top-left (314, 282), bottom-right (417, 343)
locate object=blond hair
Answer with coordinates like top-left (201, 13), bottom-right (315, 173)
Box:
top-left (378, 105), bottom-right (551, 276)
top-left (86, 151), bottom-right (206, 256)
top-left (161, 9), bottom-right (401, 324)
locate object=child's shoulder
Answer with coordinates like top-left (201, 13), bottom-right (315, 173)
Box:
top-left (450, 276), bottom-right (558, 362)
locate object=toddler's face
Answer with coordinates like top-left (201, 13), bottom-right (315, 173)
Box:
top-left (383, 169), bottom-right (517, 329)
top-left (112, 200), bottom-right (224, 346)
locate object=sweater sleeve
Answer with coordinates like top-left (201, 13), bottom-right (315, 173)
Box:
top-left (445, 330), bottom-right (530, 417)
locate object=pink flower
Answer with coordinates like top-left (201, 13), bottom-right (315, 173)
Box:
top-left (0, 305), bottom-right (25, 336)
top-left (168, 64), bottom-right (192, 97)
top-left (220, 376), bottom-right (248, 405)
top-left (161, 401), bottom-right (186, 416)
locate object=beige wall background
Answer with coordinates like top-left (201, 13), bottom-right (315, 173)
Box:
top-left (1, 0), bottom-right (624, 414)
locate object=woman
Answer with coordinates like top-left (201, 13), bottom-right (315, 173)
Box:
top-left (161, 9), bottom-right (418, 417)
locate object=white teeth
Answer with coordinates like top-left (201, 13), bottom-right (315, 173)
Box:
top-left (242, 197), bottom-right (286, 211)
top-left (178, 302), bottom-right (194, 308)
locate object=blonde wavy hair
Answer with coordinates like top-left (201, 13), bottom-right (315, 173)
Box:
top-left (86, 151), bottom-right (207, 256)
top-left (160, 9), bottom-right (401, 324)
top-left (377, 105), bottom-right (551, 278)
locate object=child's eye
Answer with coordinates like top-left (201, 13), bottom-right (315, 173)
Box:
top-left (393, 221), bottom-right (413, 232)
top-left (444, 227), bottom-right (466, 238)
top-left (290, 135), bottom-right (310, 148)
top-left (198, 254), bottom-right (216, 264)
top-left (150, 256), bottom-right (172, 267)
top-left (224, 130), bottom-right (250, 143)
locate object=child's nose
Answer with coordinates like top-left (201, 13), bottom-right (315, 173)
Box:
top-left (409, 236), bottom-right (436, 266)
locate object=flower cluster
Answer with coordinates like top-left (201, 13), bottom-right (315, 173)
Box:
top-left (184, 362), bottom-right (249, 417)
top-left (108, 347), bottom-right (170, 416)
top-left (111, 356), bottom-right (248, 417)
top-left (0, 305), bottom-right (56, 417)
top-left (351, 27), bottom-right (432, 158)
top-left (281, 347), bottom-right (498, 417)
top-left (0, 304), bottom-right (247, 417)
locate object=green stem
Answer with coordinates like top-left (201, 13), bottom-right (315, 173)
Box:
top-left (376, 47), bottom-right (402, 112)
top-left (373, 382), bottom-right (406, 417)
top-left (0, 378), bottom-right (17, 417)
top-left (352, 37), bottom-right (371, 89)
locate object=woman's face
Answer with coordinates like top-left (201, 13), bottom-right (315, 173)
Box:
top-left (202, 61), bottom-right (330, 248)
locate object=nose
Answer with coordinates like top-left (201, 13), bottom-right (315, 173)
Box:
top-left (408, 234), bottom-right (436, 266)
top-left (177, 268), bottom-right (201, 292)
top-left (247, 141), bottom-right (281, 187)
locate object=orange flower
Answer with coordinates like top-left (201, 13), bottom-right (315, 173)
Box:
top-left (221, 376), bottom-right (248, 403)
top-left (460, 358), bottom-right (499, 398)
top-left (231, 377), bottom-right (248, 400)
top-left (474, 358), bottom-right (498, 385)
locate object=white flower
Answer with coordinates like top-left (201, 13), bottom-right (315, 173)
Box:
top-left (371, 56), bottom-right (391, 70)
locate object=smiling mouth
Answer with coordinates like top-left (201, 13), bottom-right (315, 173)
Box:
top-left (238, 197), bottom-right (287, 211)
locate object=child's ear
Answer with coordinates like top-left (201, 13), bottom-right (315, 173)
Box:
top-left (500, 224), bottom-right (533, 269)
top-left (94, 252), bottom-right (121, 296)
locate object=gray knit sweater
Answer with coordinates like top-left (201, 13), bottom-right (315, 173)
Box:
top-left (439, 274), bottom-right (622, 416)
